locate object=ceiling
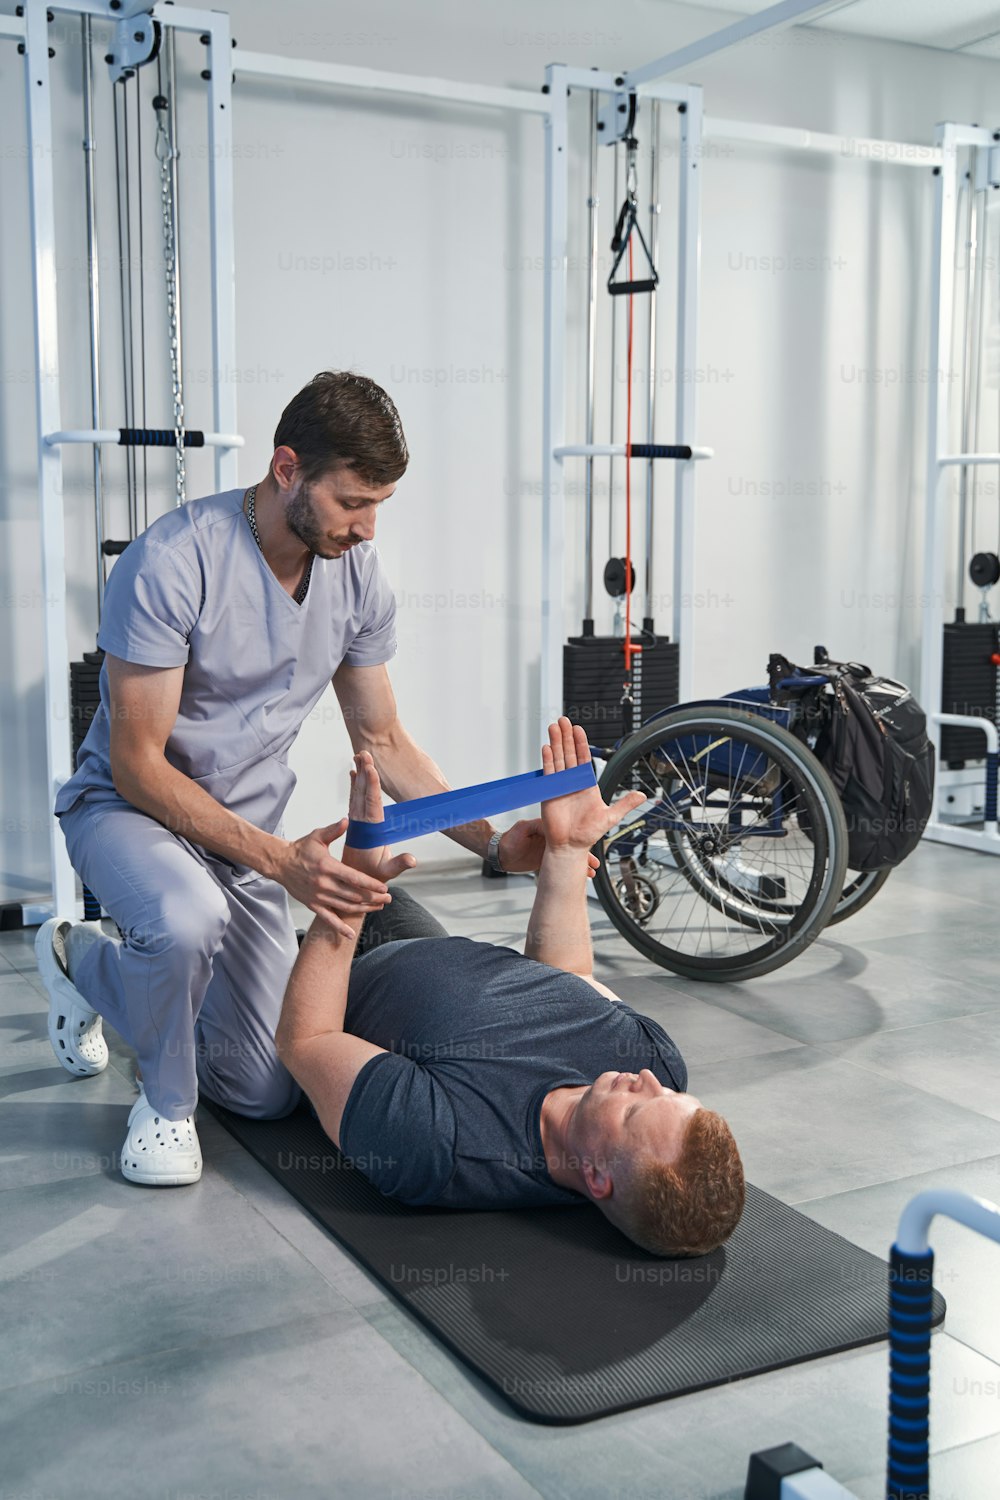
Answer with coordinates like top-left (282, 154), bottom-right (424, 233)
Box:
top-left (671, 1), bottom-right (1000, 59)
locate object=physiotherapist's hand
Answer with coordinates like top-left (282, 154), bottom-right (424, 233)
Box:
top-left (275, 818), bottom-right (394, 940)
top-left (498, 819), bottom-right (600, 879)
top-left (341, 750), bottom-right (418, 886)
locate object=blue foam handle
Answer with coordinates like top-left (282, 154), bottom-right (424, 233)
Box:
top-left (985, 750), bottom-right (998, 825)
top-left (344, 762), bottom-right (598, 848)
top-left (886, 1243), bottom-right (934, 1500)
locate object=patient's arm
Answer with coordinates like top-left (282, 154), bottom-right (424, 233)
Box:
top-left (274, 754), bottom-right (417, 1148)
top-left (523, 719), bottom-right (644, 999)
top-left (275, 917), bottom-right (386, 1147)
top-left (525, 845), bottom-right (606, 989)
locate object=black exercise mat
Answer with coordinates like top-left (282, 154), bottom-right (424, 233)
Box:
top-left (204, 1101), bottom-right (946, 1424)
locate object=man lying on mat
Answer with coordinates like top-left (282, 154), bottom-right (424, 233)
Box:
top-left (275, 718), bottom-right (745, 1257)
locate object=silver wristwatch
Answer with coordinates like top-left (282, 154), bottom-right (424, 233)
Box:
top-left (486, 831), bottom-right (505, 874)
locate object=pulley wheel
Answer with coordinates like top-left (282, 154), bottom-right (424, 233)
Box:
top-left (603, 557), bottom-right (636, 598)
top-left (969, 551), bottom-right (1000, 589)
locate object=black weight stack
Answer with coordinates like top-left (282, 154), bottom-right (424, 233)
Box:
top-left (70, 649), bottom-right (104, 768)
top-left (563, 633), bottom-right (679, 753)
top-left (941, 621), bottom-right (1000, 764)
top-left (69, 648), bottom-right (105, 920)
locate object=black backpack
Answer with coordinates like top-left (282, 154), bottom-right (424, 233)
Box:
top-left (802, 663), bottom-right (935, 872)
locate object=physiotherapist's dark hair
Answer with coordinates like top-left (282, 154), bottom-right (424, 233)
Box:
top-left (274, 370), bottom-right (409, 488)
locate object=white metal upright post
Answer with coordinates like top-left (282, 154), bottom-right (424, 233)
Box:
top-left (24, 0), bottom-right (77, 920)
top-left (205, 10), bottom-right (239, 493)
top-left (541, 64), bottom-right (569, 724)
top-left (642, 99), bottom-right (661, 631)
top-left (921, 121), bottom-right (958, 806)
top-left (673, 87), bottom-right (703, 703)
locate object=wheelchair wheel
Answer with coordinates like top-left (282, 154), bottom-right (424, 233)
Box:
top-left (827, 866), bottom-right (891, 926)
top-left (670, 834), bottom-right (891, 930)
top-left (593, 705), bottom-right (848, 982)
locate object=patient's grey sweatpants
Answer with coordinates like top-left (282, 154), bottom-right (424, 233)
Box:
top-left (57, 795), bottom-right (447, 1123)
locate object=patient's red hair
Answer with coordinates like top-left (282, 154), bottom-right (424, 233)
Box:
top-left (607, 1108), bottom-right (746, 1256)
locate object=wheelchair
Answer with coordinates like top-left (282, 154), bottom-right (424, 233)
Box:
top-left (590, 651), bottom-right (890, 983)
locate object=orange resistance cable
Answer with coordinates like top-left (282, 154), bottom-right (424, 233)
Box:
top-left (623, 238), bottom-right (642, 683)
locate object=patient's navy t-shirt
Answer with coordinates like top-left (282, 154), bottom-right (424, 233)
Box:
top-left (339, 936), bottom-right (687, 1210)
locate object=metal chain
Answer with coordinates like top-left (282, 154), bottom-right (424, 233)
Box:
top-left (246, 485), bottom-right (313, 605)
top-left (155, 104), bottom-right (185, 504)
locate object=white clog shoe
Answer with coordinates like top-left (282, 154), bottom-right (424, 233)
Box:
top-left (35, 918), bottom-right (109, 1077)
top-left (120, 1088), bottom-right (203, 1186)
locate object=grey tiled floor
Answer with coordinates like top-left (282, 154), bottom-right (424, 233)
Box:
top-left (2, 839), bottom-right (999, 1499)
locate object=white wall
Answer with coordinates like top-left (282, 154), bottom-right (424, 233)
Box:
top-left (3, 0), bottom-right (1000, 897)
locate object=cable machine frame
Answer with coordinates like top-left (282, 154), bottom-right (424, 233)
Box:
top-left (541, 64), bottom-right (707, 722)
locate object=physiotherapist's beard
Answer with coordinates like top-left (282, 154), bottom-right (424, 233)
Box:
top-left (285, 480), bottom-right (350, 558)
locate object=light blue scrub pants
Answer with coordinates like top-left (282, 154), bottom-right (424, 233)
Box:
top-left (57, 795), bottom-right (447, 1122)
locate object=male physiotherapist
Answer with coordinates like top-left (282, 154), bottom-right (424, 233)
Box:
top-left (37, 370), bottom-right (578, 1187)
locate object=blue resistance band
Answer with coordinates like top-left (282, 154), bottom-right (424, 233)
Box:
top-left (344, 762), bottom-right (597, 849)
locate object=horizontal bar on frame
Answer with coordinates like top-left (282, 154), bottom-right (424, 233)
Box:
top-left (45, 429), bottom-right (244, 449)
top-left (233, 49), bottom-right (551, 115)
top-left (932, 712), bottom-right (999, 755)
top-left (938, 451), bottom-right (1000, 466)
top-left (940, 122), bottom-right (998, 148)
top-left (562, 67), bottom-right (624, 93)
top-left (554, 443), bottom-right (714, 460)
top-left (559, 67), bottom-right (697, 107)
top-left (923, 821), bottom-right (1000, 850)
top-left (32, 2), bottom-right (228, 30)
top-left (704, 115), bottom-right (942, 167)
top-left (629, 82), bottom-right (701, 107)
top-left (623, 0), bottom-right (852, 89)
top-left (154, 7), bottom-right (237, 38)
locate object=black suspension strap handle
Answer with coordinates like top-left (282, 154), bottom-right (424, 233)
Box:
top-left (608, 94), bottom-right (659, 297)
top-left (608, 202), bottom-right (659, 295)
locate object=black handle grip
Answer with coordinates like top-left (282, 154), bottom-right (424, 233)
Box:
top-left (608, 278), bottom-right (658, 295)
top-left (117, 428), bottom-right (205, 448)
top-left (627, 444), bottom-right (693, 459)
top-left (101, 540), bottom-right (132, 556)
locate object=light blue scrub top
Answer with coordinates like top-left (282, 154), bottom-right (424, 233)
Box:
top-left (55, 488), bottom-right (398, 839)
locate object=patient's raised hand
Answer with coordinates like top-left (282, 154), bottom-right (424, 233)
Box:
top-left (342, 751), bottom-right (418, 885)
top-left (540, 717), bottom-right (645, 853)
